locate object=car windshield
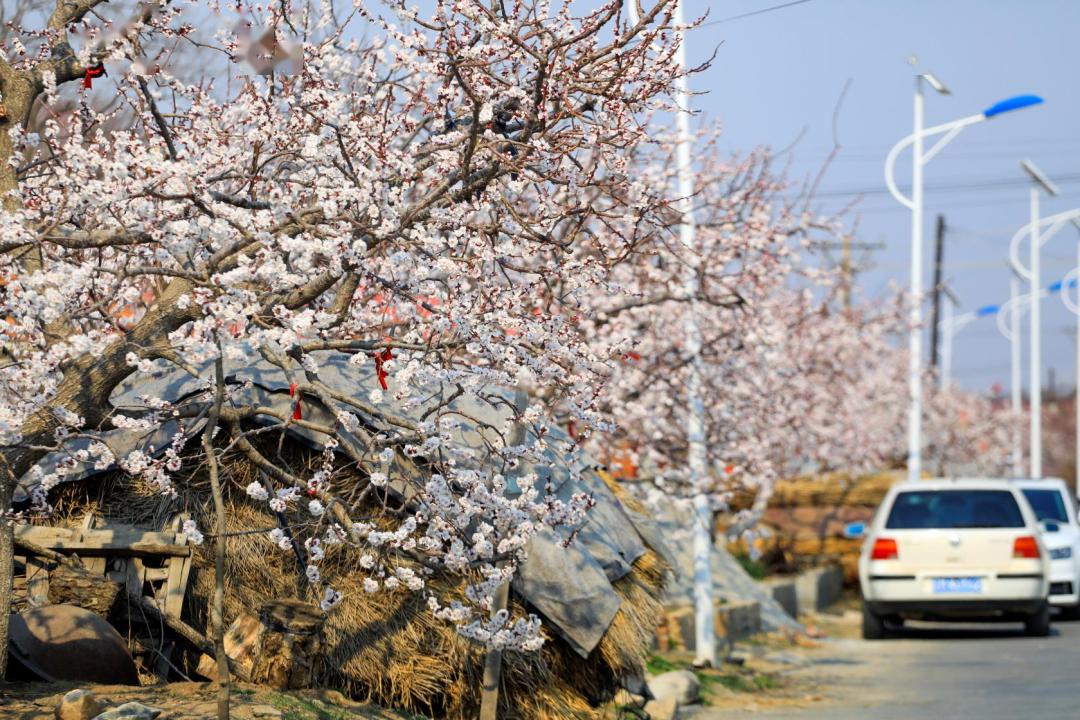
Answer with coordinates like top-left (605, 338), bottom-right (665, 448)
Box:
top-left (1021, 488), bottom-right (1069, 523)
top-left (885, 489), bottom-right (1025, 529)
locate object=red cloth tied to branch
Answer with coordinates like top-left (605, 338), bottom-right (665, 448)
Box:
top-left (289, 382), bottom-right (302, 420)
top-left (83, 63), bottom-right (106, 89)
top-left (373, 347), bottom-right (393, 390)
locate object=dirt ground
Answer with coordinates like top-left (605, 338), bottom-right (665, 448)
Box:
top-left (0, 605), bottom-right (860, 720)
top-left (0, 681), bottom-right (418, 720)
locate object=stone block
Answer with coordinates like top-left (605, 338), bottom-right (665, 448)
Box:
top-left (795, 565), bottom-right (844, 612)
top-left (764, 578), bottom-right (799, 618)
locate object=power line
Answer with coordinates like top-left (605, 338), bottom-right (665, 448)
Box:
top-left (697, 0), bottom-right (814, 27)
top-left (817, 172), bottom-right (1080, 199)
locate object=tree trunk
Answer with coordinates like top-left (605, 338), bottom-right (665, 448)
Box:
top-left (204, 356), bottom-right (230, 720)
top-left (0, 474), bottom-right (13, 678)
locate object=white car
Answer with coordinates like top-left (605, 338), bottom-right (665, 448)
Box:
top-left (858, 478), bottom-right (1051, 639)
top-left (1012, 478), bottom-right (1080, 618)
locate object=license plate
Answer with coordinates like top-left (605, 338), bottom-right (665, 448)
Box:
top-left (932, 577), bottom-right (982, 594)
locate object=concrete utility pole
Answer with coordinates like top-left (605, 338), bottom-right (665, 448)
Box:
top-left (929, 215), bottom-right (946, 371)
top-left (625, 0), bottom-right (715, 667)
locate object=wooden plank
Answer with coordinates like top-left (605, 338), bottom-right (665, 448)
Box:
top-left (125, 558), bottom-right (143, 598)
top-left (15, 526), bottom-right (191, 557)
top-left (25, 557), bottom-right (49, 608)
top-left (163, 529), bottom-right (192, 617)
top-left (83, 557), bottom-right (107, 574)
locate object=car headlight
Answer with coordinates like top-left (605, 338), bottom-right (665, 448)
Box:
top-left (1050, 546), bottom-right (1073, 560)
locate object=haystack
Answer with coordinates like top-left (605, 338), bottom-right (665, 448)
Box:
top-left (23, 353), bottom-right (671, 719)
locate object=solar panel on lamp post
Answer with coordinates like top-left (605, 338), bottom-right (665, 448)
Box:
top-left (885, 82), bottom-right (1043, 483)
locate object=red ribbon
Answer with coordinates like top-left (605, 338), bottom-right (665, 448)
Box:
top-left (289, 382), bottom-right (302, 420)
top-left (373, 348), bottom-right (393, 390)
top-left (83, 63), bottom-right (106, 89)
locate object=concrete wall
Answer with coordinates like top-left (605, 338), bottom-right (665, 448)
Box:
top-left (794, 565), bottom-right (844, 613)
top-left (763, 578), bottom-right (798, 619)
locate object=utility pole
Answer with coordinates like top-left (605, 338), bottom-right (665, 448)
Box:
top-left (841, 234), bottom-right (852, 309)
top-left (820, 236), bottom-right (884, 310)
top-left (626, 0), bottom-right (715, 668)
top-left (929, 215), bottom-right (946, 370)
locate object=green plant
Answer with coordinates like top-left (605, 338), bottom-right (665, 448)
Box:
top-left (645, 654), bottom-right (684, 675)
top-left (734, 552), bottom-right (768, 580)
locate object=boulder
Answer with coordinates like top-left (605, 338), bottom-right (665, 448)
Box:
top-left (647, 669), bottom-right (700, 705)
top-left (643, 695), bottom-right (679, 720)
top-left (55, 689), bottom-right (102, 720)
top-left (92, 702), bottom-right (162, 720)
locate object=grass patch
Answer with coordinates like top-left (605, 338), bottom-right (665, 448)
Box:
top-left (646, 654), bottom-right (685, 675)
top-left (269, 693), bottom-right (425, 720)
top-left (271, 694), bottom-right (349, 720)
top-left (734, 553), bottom-right (769, 580)
top-left (698, 670), bottom-right (782, 701)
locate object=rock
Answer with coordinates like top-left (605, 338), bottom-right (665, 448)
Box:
top-left (643, 696), bottom-right (679, 720)
top-left (56, 689), bottom-right (102, 720)
top-left (250, 706), bottom-right (282, 718)
top-left (622, 673), bottom-right (651, 698)
top-left (647, 670), bottom-right (700, 705)
top-left (92, 702), bottom-right (163, 720)
top-left (613, 688), bottom-right (646, 708)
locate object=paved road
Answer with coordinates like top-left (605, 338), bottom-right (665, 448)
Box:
top-left (694, 616), bottom-right (1080, 719)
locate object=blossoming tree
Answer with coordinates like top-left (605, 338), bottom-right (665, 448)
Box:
top-left (0, 0), bottom-right (695, 707)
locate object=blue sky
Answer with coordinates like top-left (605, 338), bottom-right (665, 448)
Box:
top-left (681, 0), bottom-right (1080, 393)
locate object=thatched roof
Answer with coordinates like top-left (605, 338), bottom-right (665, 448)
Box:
top-left (22, 351), bottom-right (672, 660)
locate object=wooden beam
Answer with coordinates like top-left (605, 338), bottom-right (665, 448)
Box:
top-left (15, 526), bottom-right (191, 557)
top-left (12, 534), bottom-right (248, 683)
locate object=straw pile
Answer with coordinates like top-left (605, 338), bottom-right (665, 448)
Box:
top-left (726, 471), bottom-right (902, 583)
top-left (46, 445), bottom-right (667, 720)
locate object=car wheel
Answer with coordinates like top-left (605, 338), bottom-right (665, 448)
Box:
top-left (862, 601), bottom-right (887, 640)
top-left (1024, 602), bottom-right (1051, 637)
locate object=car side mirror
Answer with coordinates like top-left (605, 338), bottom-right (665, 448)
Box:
top-left (844, 521), bottom-right (866, 539)
top-left (1041, 520), bottom-right (1061, 533)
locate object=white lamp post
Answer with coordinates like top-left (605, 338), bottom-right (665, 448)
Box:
top-left (886, 84), bottom-right (1043, 483)
top-left (939, 286), bottom-right (961, 388)
top-left (1056, 222), bottom-right (1080, 493)
top-left (941, 300), bottom-right (999, 391)
top-left (996, 274), bottom-right (1026, 476)
top-left (1008, 200), bottom-right (1080, 479)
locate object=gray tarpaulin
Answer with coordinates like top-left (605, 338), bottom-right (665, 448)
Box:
top-left (657, 504), bottom-right (802, 634)
top-left (20, 352), bottom-right (665, 657)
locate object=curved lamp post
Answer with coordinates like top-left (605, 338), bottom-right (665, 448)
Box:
top-left (885, 84), bottom-right (1043, 483)
top-left (1008, 203), bottom-right (1080, 478)
top-left (1057, 225), bottom-right (1080, 493)
top-left (997, 275), bottom-right (1075, 476)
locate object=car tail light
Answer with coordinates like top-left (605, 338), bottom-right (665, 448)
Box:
top-left (1013, 536), bottom-right (1041, 559)
top-left (871, 538), bottom-right (898, 560)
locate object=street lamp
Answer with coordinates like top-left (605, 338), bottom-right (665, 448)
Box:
top-left (996, 270), bottom-right (1027, 476)
top-left (1057, 221), bottom-right (1080, 494)
top-left (1023, 159), bottom-right (1059, 479)
top-left (885, 78), bottom-right (1043, 483)
top-left (941, 296), bottom-right (998, 390)
top-left (1008, 198), bottom-right (1080, 478)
